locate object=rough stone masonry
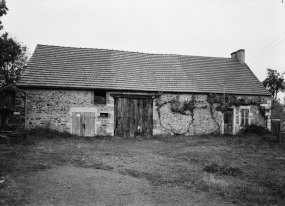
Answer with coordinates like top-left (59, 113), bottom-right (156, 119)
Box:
top-left (24, 89), bottom-right (271, 136)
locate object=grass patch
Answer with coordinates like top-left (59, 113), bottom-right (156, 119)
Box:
top-left (173, 135), bottom-right (285, 205)
top-left (0, 133), bottom-right (105, 204)
top-left (204, 162), bottom-right (242, 176)
top-left (26, 126), bottom-right (74, 139)
top-left (0, 131), bottom-right (284, 205)
top-left (27, 126), bottom-right (116, 141)
top-left (0, 176), bottom-right (30, 206)
top-left (200, 173), bottom-right (285, 205)
top-left (120, 169), bottom-right (173, 186)
top-left (0, 143), bottom-right (53, 205)
top-left (120, 134), bottom-right (285, 205)
top-left (71, 157), bottom-right (114, 170)
top-left (120, 167), bottom-right (199, 189)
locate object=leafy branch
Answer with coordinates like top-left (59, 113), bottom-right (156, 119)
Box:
top-left (155, 94), bottom-right (206, 136)
top-left (207, 93), bottom-right (223, 134)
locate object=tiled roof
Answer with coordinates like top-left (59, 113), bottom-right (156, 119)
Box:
top-left (17, 44), bottom-right (270, 96)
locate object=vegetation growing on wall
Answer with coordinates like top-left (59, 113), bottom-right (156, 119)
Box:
top-left (206, 93), bottom-right (269, 134)
top-left (155, 93), bottom-right (270, 136)
top-left (206, 93), bottom-right (223, 134)
top-left (257, 96), bottom-right (267, 118)
top-left (155, 94), bottom-right (207, 136)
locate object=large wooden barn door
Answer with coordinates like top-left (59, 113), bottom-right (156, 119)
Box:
top-left (72, 112), bottom-right (95, 136)
top-left (114, 97), bottom-right (153, 138)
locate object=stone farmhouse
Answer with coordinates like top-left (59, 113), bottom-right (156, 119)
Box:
top-left (17, 45), bottom-right (272, 137)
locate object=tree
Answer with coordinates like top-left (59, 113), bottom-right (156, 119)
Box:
top-left (262, 69), bottom-right (285, 99)
top-left (0, 0), bottom-right (8, 30)
top-left (0, 32), bottom-right (29, 86)
top-left (0, 1), bottom-right (29, 86)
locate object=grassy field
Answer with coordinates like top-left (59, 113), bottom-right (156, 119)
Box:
top-left (0, 130), bottom-right (285, 205)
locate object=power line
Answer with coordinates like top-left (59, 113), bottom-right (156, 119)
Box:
top-left (249, 36), bottom-right (285, 66)
top-left (248, 30), bottom-right (285, 63)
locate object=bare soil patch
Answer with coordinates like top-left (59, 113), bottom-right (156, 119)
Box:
top-left (1, 134), bottom-right (284, 205)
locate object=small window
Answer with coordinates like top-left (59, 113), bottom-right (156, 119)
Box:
top-left (94, 90), bottom-right (106, 104)
top-left (240, 109), bottom-right (249, 126)
top-left (100, 113), bottom-right (108, 118)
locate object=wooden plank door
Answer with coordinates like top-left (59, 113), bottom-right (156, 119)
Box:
top-left (114, 98), bottom-right (126, 138)
top-left (114, 97), bottom-right (153, 138)
top-left (120, 98), bottom-right (131, 138)
top-left (84, 112), bottom-right (95, 136)
top-left (72, 112), bottom-right (95, 137)
top-left (72, 112), bottom-right (82, 136)
top-left (134, 98), bottom-right (143, 137)
top-left (129, 99), bottom-right (135, 138)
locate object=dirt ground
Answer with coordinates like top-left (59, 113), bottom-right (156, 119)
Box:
top-left (21, 164), bottom-right (228, 206)
top-left (1, 135), bottom-right (285, 205)
top-left (10, 138), bottom-right (234, 206)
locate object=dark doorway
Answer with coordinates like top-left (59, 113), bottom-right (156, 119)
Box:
top-left (224, 109), bottom-right (233, 134)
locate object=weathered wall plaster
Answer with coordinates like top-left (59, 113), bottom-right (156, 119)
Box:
top-left (153, 94), bottom-right (221, 135)
top-left (153, 94), bottom-right (271, 135)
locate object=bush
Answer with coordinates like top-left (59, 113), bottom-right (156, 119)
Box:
top-left (241, 124), bottom-right (270, 136)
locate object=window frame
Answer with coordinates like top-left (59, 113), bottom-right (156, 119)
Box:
top-left (239, 106), bottom-right (250, 127)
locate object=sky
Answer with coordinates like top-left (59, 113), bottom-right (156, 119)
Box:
top-left (1, 0), bottom-right (285, 87)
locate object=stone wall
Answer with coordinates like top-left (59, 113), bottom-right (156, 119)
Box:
top-left (153, 94), bottom-right (221, 135)
top-left (24, 89), bottom-right (271, 136)
top-left (24, 89), bottom-right (114, 136)
top-left (153, 94), bottom-right (271, 135)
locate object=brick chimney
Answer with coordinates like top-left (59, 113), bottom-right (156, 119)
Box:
top-left (231, 49), bottom-right (245, 64)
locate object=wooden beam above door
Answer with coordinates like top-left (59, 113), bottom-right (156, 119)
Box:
top-left (110, 94), bottom-right (155, 99)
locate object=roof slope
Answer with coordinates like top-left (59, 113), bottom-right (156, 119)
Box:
top-left (18, 44), bottom-right (270, 96)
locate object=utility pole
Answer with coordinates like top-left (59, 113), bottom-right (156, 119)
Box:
top-left (223, 80), bottom-right (226, 106)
